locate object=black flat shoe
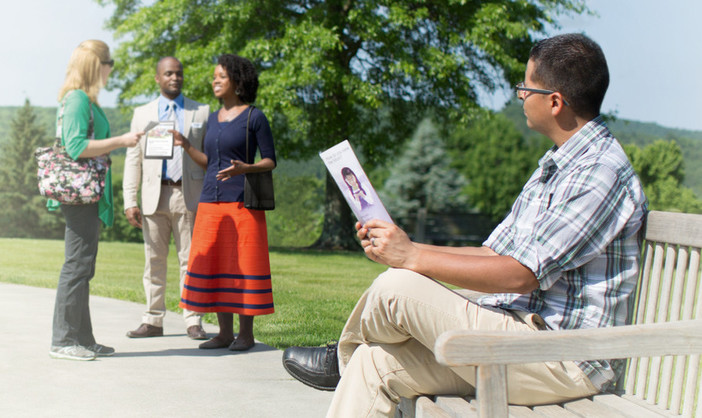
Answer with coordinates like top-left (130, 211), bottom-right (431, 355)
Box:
top-left (198, 336), bottom-right (234, 349)
top-left (282, 343), bottom-right (340, 391)
top-left (229, 339), bottom-right (255, 352)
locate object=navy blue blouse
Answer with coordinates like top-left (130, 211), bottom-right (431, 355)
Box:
top-left (199, 106), bottom-right (276, 203)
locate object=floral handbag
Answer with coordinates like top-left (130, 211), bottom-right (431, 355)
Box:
top-left (35, 94), bottom-right (111, 205)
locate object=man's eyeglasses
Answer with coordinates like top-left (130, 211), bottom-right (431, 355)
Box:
top-left (102, 59), bottom-right (115, 68)
top-left (515, 82), bottom-right (569, 106)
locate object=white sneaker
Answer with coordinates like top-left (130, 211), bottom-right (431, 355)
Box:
top-left (87, 343), bottom-right (115, 357)
top-left (49, 345), bottom-right (97, 361)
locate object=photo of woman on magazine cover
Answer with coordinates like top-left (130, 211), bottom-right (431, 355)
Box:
top-left (341, 166), bottom-right (374, 210)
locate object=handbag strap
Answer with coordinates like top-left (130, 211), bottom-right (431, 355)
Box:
top-left (56, 91), bottom-right (94, 147)
top-left (244, 106), bottom-right (255, 164)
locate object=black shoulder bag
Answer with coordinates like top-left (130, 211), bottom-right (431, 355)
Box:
top-left (243, 106), bottom-right (275, 210)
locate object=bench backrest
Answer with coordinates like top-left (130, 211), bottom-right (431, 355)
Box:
top-left (625, 210), bottom-right (702, 416)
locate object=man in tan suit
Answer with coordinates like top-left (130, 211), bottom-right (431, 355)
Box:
top-left (123, 57), bottom-right (210, 340)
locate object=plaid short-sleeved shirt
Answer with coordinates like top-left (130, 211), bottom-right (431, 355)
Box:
top-left (480, 116), bottom-right (647, 390)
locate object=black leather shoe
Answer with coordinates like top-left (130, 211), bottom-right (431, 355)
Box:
top-left (282, 343), bottom-right (340, 391)
top-left (126, 323), bottom-right (163, 338)
top-left (187, 325), bottom-right (207, 340)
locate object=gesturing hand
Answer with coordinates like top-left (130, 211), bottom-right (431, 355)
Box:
top-left (122, 131), bottom-right (144, 148)
top-left (216, 159), bottom-right (248, 181)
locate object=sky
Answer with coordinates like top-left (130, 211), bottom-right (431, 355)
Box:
top-left (1, 0), bottom-right (701, 131)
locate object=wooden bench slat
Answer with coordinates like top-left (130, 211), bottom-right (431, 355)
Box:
top-left (414, 396), bottom-right (456, 418)
top-left (530, 404), bottom-right (581, 417)
top-left (592, 394), bottom-right (669, 417)
top-left (649, 245), bottom-right (679, 403)
top-left (634, 242), bottom-right (666, 398)
top-left (626, 239), bottom-right (656, 395)
top-left (618, 394), bottom-right (679, 417)
top-left (434, 396), bottom-right (477, 417)
top-left (682, 250), bottom-right (702, 417)
top-left (563, 398), bottom-right (630, 417)
top-left (644, 211), bottom-right (702, 247)
top-left (685, 355), bottom-right (702, 417)
top-left (667, 249), bottom-right (692, 411)
top-left (507, 405), bottom-right (541, 417)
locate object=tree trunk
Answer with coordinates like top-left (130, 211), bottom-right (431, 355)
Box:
top-left (310, 172), bottom-right (360, 250)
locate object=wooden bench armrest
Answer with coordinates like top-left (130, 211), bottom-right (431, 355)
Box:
top-left (433, 319), bottom-right (702, 418)
top-left (434, 318), bottom-right (702, 367)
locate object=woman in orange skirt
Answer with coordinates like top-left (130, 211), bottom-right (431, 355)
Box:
top-left (173, 54), bottom-right (275, 351)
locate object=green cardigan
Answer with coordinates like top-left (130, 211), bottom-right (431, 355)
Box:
top-left (47, 89), bottom-right (114, 227)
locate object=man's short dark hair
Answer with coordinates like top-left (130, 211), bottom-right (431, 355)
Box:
top-left (218, 54), bottom-right (259, 103)
top-left (529, 33), bottom-right (609, 118)
top-left (156, 56), bottom-right (182, 73)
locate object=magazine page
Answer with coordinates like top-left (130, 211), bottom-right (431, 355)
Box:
top-left (319, 140), bottom-right (393, 225)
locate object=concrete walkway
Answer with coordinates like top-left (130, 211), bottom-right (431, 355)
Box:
top-left (0, 282), bottom-right (334, 417)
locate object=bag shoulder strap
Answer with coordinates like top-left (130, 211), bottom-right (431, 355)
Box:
top-left (56, 90), bottom-right (94, 147)
top-left (245, 105), bottom-right (255, 164)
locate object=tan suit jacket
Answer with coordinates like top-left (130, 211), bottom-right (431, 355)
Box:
top-left (123, 97), bottom-right (209, 214)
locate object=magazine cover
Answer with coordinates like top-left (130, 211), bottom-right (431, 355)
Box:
top-left (319, 140), bottom-right (393, 225)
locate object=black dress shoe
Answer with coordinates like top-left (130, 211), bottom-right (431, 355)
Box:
top-left (126, 323), bottom-right (163, 338)
top-left (282, 343), bottom-right (340, 391)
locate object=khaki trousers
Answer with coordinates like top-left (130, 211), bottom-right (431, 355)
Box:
top-left (328, 268), bottom-right (598, 418)
top-left (141, 185), bottom-right (201, 328)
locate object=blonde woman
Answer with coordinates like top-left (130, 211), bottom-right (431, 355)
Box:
top-left (50, 40), bottom-right (143, 361)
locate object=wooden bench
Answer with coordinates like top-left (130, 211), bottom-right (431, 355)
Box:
top-left (397, 210), bottom-right (702, 417)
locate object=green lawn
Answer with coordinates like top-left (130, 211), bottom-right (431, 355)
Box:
top-left (0, 237), bottom-right (387, 349)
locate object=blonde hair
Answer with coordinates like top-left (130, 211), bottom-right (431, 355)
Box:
top-left (57, 40), bottom-right (111, 103)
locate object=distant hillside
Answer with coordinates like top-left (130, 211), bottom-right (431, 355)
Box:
top-left (501, 101), bottom-right (702, 197)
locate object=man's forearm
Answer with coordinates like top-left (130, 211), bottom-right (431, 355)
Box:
top-left (413, 243), bottom-right (498, 257)
top-left (408, 248), bottom-right (538, 294)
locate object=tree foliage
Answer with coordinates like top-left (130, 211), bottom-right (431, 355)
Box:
top-left (448, 112), bottom-right (549, 221)
top-left (0, 100), bottom-right (65, 238)
top-left (98, 0), bottom-right (587, 248)
top-left (624, 140), bottom-right (702, 214)
top-left (381, 118), bottom-right (467, 221)
top-left (266, 174), bottom-right (325, 247)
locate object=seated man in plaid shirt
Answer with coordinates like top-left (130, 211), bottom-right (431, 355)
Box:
top-left (283, 33), bottom-right (648, 418)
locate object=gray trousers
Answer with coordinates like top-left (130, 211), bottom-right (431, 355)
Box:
top-left (51, 203), bottom-right (101, 347)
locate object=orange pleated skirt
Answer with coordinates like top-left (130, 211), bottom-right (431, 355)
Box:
top-left (180, 202), bottom-right (274, 316)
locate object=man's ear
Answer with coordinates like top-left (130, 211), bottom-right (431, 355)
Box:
top-left (550, 93), bottom-right (567, 116)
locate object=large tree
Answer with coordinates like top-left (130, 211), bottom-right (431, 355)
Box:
top-left (99, 0), bottom-right (586, 248)
top-left (381, 118), bottom-right (466, 221)
top-left (0, 100), bottom-right (64, 238)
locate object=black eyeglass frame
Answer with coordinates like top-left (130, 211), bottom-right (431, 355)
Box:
top-left (102, 59), bottom-right (115, 68)
top-left (515, 82), bottom-right (569, 106)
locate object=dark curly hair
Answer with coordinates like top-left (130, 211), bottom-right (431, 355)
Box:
top-left (217, 54), bottom-right (259, 103)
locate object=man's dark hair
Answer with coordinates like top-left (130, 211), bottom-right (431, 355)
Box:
top-left (529, 33), bottom-right (609, 118)
top-left (217, 54), bottom-right (259, 103)
top-left (155, 56), bottom-right (182, 73)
